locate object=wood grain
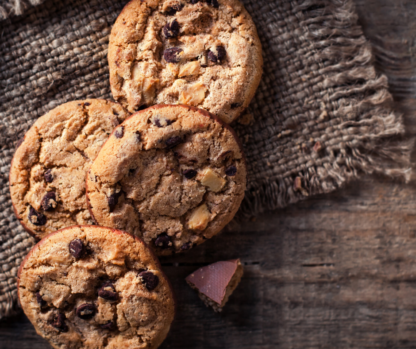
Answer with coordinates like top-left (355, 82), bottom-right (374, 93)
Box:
top-left (2, 0), bottom-right (416, 348)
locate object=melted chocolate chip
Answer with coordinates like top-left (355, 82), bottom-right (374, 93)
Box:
top-left (138, 271), bottom-right (159, 291)
top-left (135, 131), bottom-right (142, 142)
top-left (49, 312), bottom-right (68, 332)
top-left (225, 165), bottom-right (237, 176)
top-left (69, 239), bottom-right (85, 259)
top-left (98, 282), bottom-right (118, 301)
top-left (41, 192), bottom-right (57, 211)
top-left (107, 191), bottom-right (122, 212)
top-left (101, 321), bottom-right (116, 331)
top-left (183, 169), bottom-right (197, 179)
top-left (36, 292), bottom-right (47, 308)
top-left (155, 233), bottom-right (172, 249)
top-left (163, 19), bottom-right (180, 38)
top-left (28, 206), bottom-right (46, 226)
top-left (181, 242), bottom-right (192, 250)
top-left (165, 3), bottom-right (184, 15)
top-left (44, 169), bottom-right (53, 183)
top-left (208, 46), bottom-right (226, 63)
top-left (165, 136), bottom-right (182, 148)
top-left (163, 47), bottom-right (183, 63)
top-left (76, 303), bottom-right (97, 320)
top-left (114, 126), bottom-right (124, 139)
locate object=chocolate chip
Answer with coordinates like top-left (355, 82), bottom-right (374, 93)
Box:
top-left (76, 303), bottom-right (96, 320)
top-left (138, 271), bottom-right (159, 291)
top-left (107, 191), bottom-right (122, 212)
top-left (101, 321), bottom-right (116, 331)
top-left (164, 19), bottom-right (180, 38)
top-left (41, 192), bottom-right (57, 211)
top-left (183, 169), bottom-right (197, 179)
top-left (154, 118), bottom-right (173, 128)
top-left (69, 239), bottom-right (85, 259)
top-left (28, 206), bottom-right (46, 226)
top-left (36, 292), bottom-right (47, 308)
top-left (154, 233), bottom-right (172, 249)
top-left (206, 0), bottom-right (219, 7)
top-left (49, 312), bottom-right (68, 332)
top-left (231, 103), bottom-right (242, 109)
top-left (163, 47), bottom-right (183, 63)
top-left (84, 102), bottom-right (91, 106)
top-left (208, 46), bottom-right (226, 63)
top-left (165, 136), bottom-right (182, 148)
top-left (44, 169), bottom-right (53, 183)
top-left (114, 126), bottom-right (124, 139)
top-left (181, 242), bottom-right (192, 250)
top-left (165, 3), bottom-right (184, 15)
top-left (225, 165), bottom-right (237, 176)
top-left (135, 131), bottom-right (142, 142)
top-left (98, 281), bottom-right (118, 301)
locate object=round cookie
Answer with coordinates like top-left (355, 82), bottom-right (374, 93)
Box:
top-left (18, 226), bottom-right (175, 349)
top-left (108, 0), bottom-right (263, 123)
top-left (9, 100), bottom-right (130, 239)
top-left (86, 105), bottom-right (246, 256)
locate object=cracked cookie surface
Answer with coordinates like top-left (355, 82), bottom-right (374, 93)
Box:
top-left (108, 0), bottom-right (263, 123)
top-left (9, 100), bottom-right (130, 239)
top-left (18, 226), bottom-right (175, 349)
top-left (86, 105), bottom-right (246, 256)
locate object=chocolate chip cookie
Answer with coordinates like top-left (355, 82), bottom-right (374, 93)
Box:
top-left (18, 226), bottom-right (175, 349)
top-left (108, 0), bottom-right (263, 123)
top-left (86, 105), bottom-right (246, 256)
top-left (9, 100), bottom-right (130, 239)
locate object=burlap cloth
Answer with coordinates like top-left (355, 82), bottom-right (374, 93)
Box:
top-left (0, 0), bottom-right (411, 318)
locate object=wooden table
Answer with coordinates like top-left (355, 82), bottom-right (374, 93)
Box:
top-left (2, 0), bottom-right (416, 347)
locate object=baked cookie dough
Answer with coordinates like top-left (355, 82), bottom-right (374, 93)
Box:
top-left (108, 0), bottom-right (263, 123)
top-left (86, 105), bottom-right (246, 256)
top-left (18, 226), bottom-right (175, 349)
top-left (9, 100), bottom-right (130, 239)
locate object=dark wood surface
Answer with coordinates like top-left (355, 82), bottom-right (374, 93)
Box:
top-left (2, 0), bottom-right (416, 348)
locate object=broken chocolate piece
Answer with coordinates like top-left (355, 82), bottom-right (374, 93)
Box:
top-left (107, 190), bottom-right (122, 212)
top-left (139, 271), bottom-right (159, 291)
top-left (49, 312), bottom-right (68, 332)
top-left (163, 19), bottom-right (180, 38)
top-left (44, 169), bottom-right (53, 183)
top-left (186, 259), bottom-right (243, 312)
top-left (163, 47), bottom-right (183, 63)
top-left (28, 206), bottom-right (46, 226)
top-left (225, 165), bottom-right (237, 176)
top-left (69, 238), bottom-right (85, 259)
top-left (41, 192), bottom-right (57, 211)
top-left (114, 126), bottom-right (124, 139)
top-left (154, 233), bottom-right (172, 249)
top-left (208, 46), bottom-right (226, 63)
top-left (76, 303), bottom-right (97, 319)
top-left (98, 281), bottom-right (118, 301)
top-left (165, 3), bottom-right (184, 15)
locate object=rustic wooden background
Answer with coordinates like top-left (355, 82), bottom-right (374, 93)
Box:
top-left (2, 0), bottom-right (416, 347)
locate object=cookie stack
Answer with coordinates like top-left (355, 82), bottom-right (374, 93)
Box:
top-left (11, 0), bottom-right (263, 347)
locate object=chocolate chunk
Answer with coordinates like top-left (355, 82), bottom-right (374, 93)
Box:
top-left (107, 191), bottom-right (122, 213)
top-left (101, 321), bottom-right (116, 331)
top-left (165, 3), bottom-right (184, 15)
top-left (186, 259), bottom-right (243, 312)
top-left (28, 206), bottom-right (46, 226)
top-left (44, 169), bottom-right (53, 183)
top-left (163, 19), bottom-right (180, 38)
top-left (206, 0), bottom-right (219, 7)
top-left (225, 165), bottom-right (237, 176)
top-left (114, 126), bottom-right (124, 139)
top-left (69, 238), bottom-right (85, 259)
top-left (154, 233), bottom-right (172, 249)
top-left (98, 281), bottom-right (118, 301)
top-left (163, 47), bottom-right (183, 63)
top-left (165, 136), bottom-right (182, 148)
top-left (135, 131), bottom-right (142, 142)
top-left (76, 303), bottom-right (97, 320)
top-left (41, 192), bottom-right (57, 211)
top-left (183, 169), bottom-right (197, 179)
top-left (139, 271), bottom-right (160, 291)
top-left (208, 46), bottom-right (226, 63)
top-left (36, 292), bottom-right (47, 308)
top-left (181, 242), bottom-right (192, 251)
top-left (49, 312), bottom-right (68, 332)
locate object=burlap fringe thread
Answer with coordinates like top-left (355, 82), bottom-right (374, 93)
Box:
top-left (0, 0), bottom-right (412, 319)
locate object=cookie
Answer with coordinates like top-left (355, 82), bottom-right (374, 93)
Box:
top-left (86, 105), bottom-right (246, 256)
top-left (9, 100), bottom-right (130, 239)
top-left (108, 0), bottom-right (263, 123)
top-left (18, 226), bottom-right (175, 349)
top-left (186, 259), bottom-right (243, 312)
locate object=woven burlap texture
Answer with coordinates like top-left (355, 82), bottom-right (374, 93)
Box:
top-left (0, 0), bottom-right (411, 318)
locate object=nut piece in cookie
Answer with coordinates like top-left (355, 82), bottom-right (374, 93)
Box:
top-left (186, 259), bottom-right (243, 312)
